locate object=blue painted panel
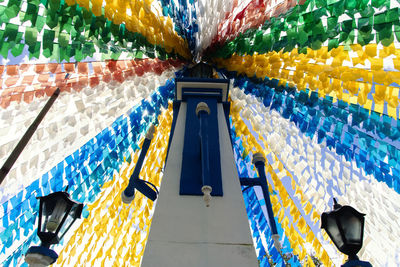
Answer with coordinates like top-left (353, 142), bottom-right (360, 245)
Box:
top-left (180, 97), bottom-right (223, 196)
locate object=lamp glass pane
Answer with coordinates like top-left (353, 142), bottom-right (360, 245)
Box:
top-left (45, 198), bottom-right (68, 233)
top-left (40, 200), bottom-right (50, 233)
top-left (326, 215), bottom-right (344, 248)
top-left (339, 209), bottom-right (362, 244)
top-left (57, 204), bottom-right (78, 239)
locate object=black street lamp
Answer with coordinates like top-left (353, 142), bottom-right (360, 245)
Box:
top-left (25, 188), bottom-right (84, 266)
top-left (321, 198), bottom-right (372, 267)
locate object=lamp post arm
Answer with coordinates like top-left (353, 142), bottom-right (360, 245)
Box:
top-left (124, 125), bottom-right (155, 198)
top-left (239, 170), bottom-right (279, 237)
top-left (239, 177), bottom-right (262, 187)
top-left (254, 161), bottom-right (279, 237)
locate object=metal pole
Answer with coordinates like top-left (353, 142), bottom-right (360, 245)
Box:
top-left (253, 157), bottom-right (279, 236)
top-left (196, 102), bottom-right (212, 206)
top-left (123, 125), bottom-right (155, 199)
top-left (0, 88), bottom-right (61, 185)
top-left (198, 111), bottom-right (210, 188)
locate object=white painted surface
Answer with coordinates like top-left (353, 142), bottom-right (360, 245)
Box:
top-left (142, 103), bottom-right (257, 267)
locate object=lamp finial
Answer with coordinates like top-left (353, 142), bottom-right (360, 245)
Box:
top-left (333, 198), bottom-right (342, 209)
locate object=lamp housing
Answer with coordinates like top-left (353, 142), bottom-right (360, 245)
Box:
top-left (321, 199), bottom-right (365, 259)
top-left (37, 191), bottom-right (83, 247)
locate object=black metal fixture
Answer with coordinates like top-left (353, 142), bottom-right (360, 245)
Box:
top-left (25, 187), bottom-right (83, 266)
top-left (321, 198), bottom-right (372, 267)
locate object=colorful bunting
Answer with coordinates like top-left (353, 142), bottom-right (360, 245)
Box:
top-left (0, 0), bottom-right (399, 266)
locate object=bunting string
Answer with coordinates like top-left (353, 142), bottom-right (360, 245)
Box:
top-left (56, 105), bottom-right (172, 266)
top-left (230, 101), bottom-right (337, 266)
top-left (230, 84), bottom-right (400, 266)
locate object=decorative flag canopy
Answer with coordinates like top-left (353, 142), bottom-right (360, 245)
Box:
top-left (0, 0), bottom-right (400, 266)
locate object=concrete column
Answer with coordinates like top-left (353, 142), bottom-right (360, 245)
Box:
top-left (141, 103), bottom-right (257, 267)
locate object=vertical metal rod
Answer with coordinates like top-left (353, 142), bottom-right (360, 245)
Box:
top-left (196, 102), bottom-right (212, 207)
top-left (254, 159), bottom-right (279, 236)
top-left (198, 111), bottom-right (211, 187)
top-left (0, 88), bottom-right (61, 185)
top-left (124, 138), bottom-right (152, 198)
top-left (124, 124), bottom-right (155, 198)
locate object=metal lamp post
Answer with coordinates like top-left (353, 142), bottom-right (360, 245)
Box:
top-left (25, 188), bottom-right (83, 266)
top-left (121, 124), bottom-right (159, 204)
top-left (240, 153), bottom-right (282, 252)
top-left (321, 198), bottom-right (372, 267)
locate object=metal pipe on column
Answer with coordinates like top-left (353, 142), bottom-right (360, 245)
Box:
top-left (240, 153), bottom-right (281, 251)
top-left (121, 124), bottom-right (158, 204)
top-left (252, 154), bottom-right (279, 239)
top-left (196, 102), bottom-right (212, 207)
